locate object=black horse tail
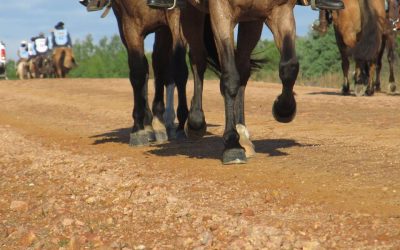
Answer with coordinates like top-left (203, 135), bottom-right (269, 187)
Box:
top-left (203, 15), bottom-right (267, 77)
top-left (354, 0), bottom-right (382, 62)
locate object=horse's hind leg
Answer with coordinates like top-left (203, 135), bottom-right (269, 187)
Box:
top-left (181, 6), bottom-right (207, 141)
top-left (170, 15), bottom-right (189, 140)
top-left (375, 35), bottom-right (387, 92)
top-left (387, 34), bottom-right (397, 93)
top-left (209, 1), bottom-right (246, 164)
top-left (334, 29), bottom-right (351, 95)
top-left (151, 28), bottom-right (172, 144)
top-left (235, 21), bottom-right (263, 158)
top-left (266, 4), bottom-right (298, 124)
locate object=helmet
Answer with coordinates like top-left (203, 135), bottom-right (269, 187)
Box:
top-left (55, 21), bottom-right (64, 29)
top-left (21, 40), bottom-right (27, 45)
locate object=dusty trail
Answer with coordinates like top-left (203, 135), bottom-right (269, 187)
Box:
top-left (0, 78), bottom-right (399, 249)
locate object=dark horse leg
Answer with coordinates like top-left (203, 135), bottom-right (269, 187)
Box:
top-left (387, 33), bottom-right (397, 93)
top-left (181, 4), bottom-right (207, 141)
top-left (115, 19), bottom-right (154, 146)
top-left (208, 0), bottom-right (247, 164)
top-left (375, 35), bottom-right (387, 92)
top-left (266, 4), bottom-right (298, 124)
top-left (334, 29), bottom-right (351, 95)
top-left (235, 21), bottom-right (264, 158)
top-left (169, 14), bottom-right (189, 139)
top-left (151, 28), bottom-right (173, 143)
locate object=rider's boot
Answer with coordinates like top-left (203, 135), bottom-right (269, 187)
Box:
top-left (147, 0), bottom-right (185, 8)
top-left (297, 0), bottom-right (344, 10)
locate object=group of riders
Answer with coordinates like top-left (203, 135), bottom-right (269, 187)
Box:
top-left (16, 21), bottom-right (74, 79)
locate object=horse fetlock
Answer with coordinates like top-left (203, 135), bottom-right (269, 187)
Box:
top-left (152, 117), bottom-right (168, 144)
top-left (236, 124), bottom-right (256, 158)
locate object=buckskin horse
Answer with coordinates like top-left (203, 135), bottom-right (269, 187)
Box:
top-left (181, 1), bottom-right (298, 164)
top-left (375, 0), bottom-right (399, 94)
top-left (52, 47), bottom-right (77, 78)
top-left (332, 0), bottom-right (385, 96)
top-left (83, 0), bottom-right (190, 145)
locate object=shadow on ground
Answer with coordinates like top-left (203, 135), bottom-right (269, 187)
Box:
top-left (91, 127), bottom-right (316, 160)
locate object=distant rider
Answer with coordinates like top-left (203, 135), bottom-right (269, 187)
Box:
top-left (32, 33), bottom-right (50, 56)
top-left (51, 22), bottom-right (73, 48)
top-left (17, 40), bottom-right (30, 63)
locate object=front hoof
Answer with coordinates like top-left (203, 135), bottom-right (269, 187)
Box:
top-left (176, 129), bottom-right (187, 141)
top-left (222, 148), bottom-right (247, 165)
top-left (166, 126), bottom-right (177, 141)
top-left (272, 95), bottom-right (297, 123)
top-left (184, 120), bottom-right (207, 140)
top-left (236, 124), bottom-right (256, 158)
top-left (152, 118), bottom-right (168, 144)
top-left (129, 130), bottom-right (150, 147)
top-left (341, 85), bottom-right (350, 95)
top-left (389, 83), bottom-right (397, 94)
top-left (365, 86), bottom-right (375, 96)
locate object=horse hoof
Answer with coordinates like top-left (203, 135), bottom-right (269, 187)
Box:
top-left (272, 96), bottom-right (296, 123)
top-left (222, 148), bottom-right (247, 165)
top-left (166, 126), bottom-right (177, 141)
top-left (354, 85), bottom-right (366, 97)
top-left (365, 87), bottom-right (375, 96)
top-left (236, 124), bottom-right (256, 158)
top-left (176, 129), bottom-right (187, 141)
top-left (152, 118), bottom-right (168, 144)
top-left (184, 120), bottom-right (207, 140)
top-left (341, 85), bottom-right (350, 95)
top-left (129, 130), bottom-right (150, 147)
top-left (375, 85), bottom-right (382, 92)
top-left (144, 125), bottom-right (156, 142)
top-left (389, 83), bottom-right (397, 94)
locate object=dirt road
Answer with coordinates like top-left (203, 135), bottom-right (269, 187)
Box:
top-left (0, 78), bottom-right (399, 249)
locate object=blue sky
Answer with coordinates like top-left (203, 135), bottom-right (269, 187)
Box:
top-left (0, 1), bottom-right (318, 60)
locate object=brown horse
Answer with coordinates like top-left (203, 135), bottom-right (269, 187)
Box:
top-left (332, 0), bottom-right (386, 96)
top-left (375, 0), bottom-right (399, 94)
top-left (181, 1), bottom-right (298, 164)
top-left (52, 47), bottom-right (76, 78)
top-left (110, 0), bottom-right (189, 145)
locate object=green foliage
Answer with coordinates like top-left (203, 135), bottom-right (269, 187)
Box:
top-left (5, 60), bottom-right (17, 80)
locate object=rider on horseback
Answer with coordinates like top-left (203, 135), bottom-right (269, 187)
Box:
top-left (51, 22), bottom-right (73, 48)
top-left (17, 41), bottom-right (30, 63)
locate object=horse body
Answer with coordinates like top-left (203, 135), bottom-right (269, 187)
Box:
top-left (183, 0), bottom-right (298, 163)
top-left (332, 0), bottom-right (386, 96)
top-left (111, 0), bottom-right (189, 145)
top-left (53, 47), bottom-right (76, 78)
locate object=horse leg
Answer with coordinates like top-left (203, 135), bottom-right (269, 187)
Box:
top-left (334, 29), bottom-right (351, 95)
top-left (387, 34), bottom-right (397, 93)
top-left (170, 14), bottom-right (189, 140)
top-left (151, 28), bottom-right (172, 144)
top-left (375, 35), bottom-right (387, 92)
top-left (181, 5), bottom-right (207, 141)
top-left (235, 21), bottom-right (263, 158)
top-left (126, 34), bottom-right (153, 146)
top-left (266, 4), bottom-right (298, 124)
top-left (209, 1), bottom-right (246, 164)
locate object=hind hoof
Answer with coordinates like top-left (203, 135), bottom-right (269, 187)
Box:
top-left (222, 148), bottom-right (247, 165)
top-left (154, 131), bottom-right (168, 144)
top-left (184, 120), bottom-right (207, 140)
top-left (354, 84), bottom-right (366, 97)
top-left (166, 126), bottom-right (177, 141)
top-left (389, 83), bottom-right (397, 94)
top-left (129, 130), bottom-right (150, 147)
top-left (272, 96), bottom-right (296, 123)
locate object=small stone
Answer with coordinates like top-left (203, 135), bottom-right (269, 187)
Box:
top-left (62, 218), bottom-right (74, 227)
top-left (86, 197), bottom-right (96, 204)
top-left (21, 231), bottom-right (37, 247)
top-left (167, 196), bottom-right (178, 203)
top-left (242, 208), bottom-right (255, 217)
top-left (107, 217), bottom-right (114, 225)
top-left (302, 240), bottom-right (322, 250)
top-left (75, 220), bottom-right (85, 226)
top-left (134, 245), bottom-right (146, 250)
top-left (10, 201), bottom-right (28, 212)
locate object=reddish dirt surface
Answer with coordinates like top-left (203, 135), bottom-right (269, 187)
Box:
top-left (0, 78), bottom-right (399, 249)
